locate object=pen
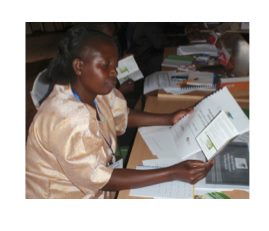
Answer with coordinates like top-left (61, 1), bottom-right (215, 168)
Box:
top-left (179, 78), bottom-right (199, 87)
top-left (171, 75), bottom-right (188, 80)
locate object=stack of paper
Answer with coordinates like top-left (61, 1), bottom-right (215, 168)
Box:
top-left (130, 165), bottom-right (193, 199)
top-left (177, 44), bottom-right (219, 57)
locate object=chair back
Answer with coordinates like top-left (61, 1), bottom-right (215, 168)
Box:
top-left (30, 68), bottom-right (51, 109)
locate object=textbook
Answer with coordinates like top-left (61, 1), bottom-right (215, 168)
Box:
top-left (139, 87), bottom-right (249, 161)
top-left (116, 55), bottom-right (144, 84)
top-left (219, 76), bottom-right (249, 97)
top-left (161, 55), bottom-right (193, 68)
top-left (195, 141), bottom-right (249, 193)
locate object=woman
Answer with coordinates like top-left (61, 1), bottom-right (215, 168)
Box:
top-left (26, 25), bottom-right (213, 198)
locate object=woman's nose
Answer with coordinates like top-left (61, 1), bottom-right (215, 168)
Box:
top-left (110, 66), bottom-right (117, 78)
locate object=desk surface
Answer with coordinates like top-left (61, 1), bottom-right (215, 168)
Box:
top-left (117, 94), bottom-right (249, 199)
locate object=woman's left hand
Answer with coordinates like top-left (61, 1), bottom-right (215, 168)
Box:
top-left (170, 107), bottom-right (193, 125)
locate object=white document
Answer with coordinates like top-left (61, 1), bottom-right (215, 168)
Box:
top-left (117, 55), bottom-right (144, 84)
top-left (142, 152), bottom-right (206, 167)
top-left (143, 71), bottom-right (188, 94)
top-left (139, 126), bottom-right (179, 159)
top-left (139, 87), bottom-right (249, 161)
top-left (129, 165), bottom-right (193, 199)
top-left (177, 44), bottom-right (219, 57)
top-left (162, 87), bottom-right (214, 95)
top-left (196, 110), bottom-right (239, 160)
top-left (188, 71), bottom-right (215, 86)
top-left (143, 70), bottom-right (216, 95)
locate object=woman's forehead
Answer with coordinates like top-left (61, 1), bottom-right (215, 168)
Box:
top-left (82, 39), bottom-right (118, 60)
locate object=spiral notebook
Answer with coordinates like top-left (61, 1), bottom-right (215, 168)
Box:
top-left (163, 71), bottom-right (217, 95)
top-left (163, 85), bottom-right (215, 95)
top-left (144, 70), bottom-right (216, 95)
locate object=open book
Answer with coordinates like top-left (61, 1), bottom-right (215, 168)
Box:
top-left (116, 55), bottom-right (144, 84)
top-left (139, 87), bottom-right (249, 161)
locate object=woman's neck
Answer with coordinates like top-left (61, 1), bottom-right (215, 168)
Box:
top-left (71, 82), bottom-right (96, 107)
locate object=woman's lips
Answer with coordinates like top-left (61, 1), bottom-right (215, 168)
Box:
top-left (106, 79), bottom-right (117, 88)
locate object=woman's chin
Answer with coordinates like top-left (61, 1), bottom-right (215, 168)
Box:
top-left (100, 85), bottom-right (114, 95)
top-left (105, 82), bottom-right (116, 93)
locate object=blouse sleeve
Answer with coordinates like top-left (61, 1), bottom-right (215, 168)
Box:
top-left (107, 88), bottom-right (129, 136)
top-left (48, 115), bottom-right (113, 196)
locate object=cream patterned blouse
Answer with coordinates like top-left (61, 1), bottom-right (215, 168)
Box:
top-left (26, 84), bottom-right (128, 198)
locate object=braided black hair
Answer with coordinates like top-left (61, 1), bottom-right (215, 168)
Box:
top-left (46, 25), bottom-right (117, 85)
top-left (40, 25), bottom-right (117, 104)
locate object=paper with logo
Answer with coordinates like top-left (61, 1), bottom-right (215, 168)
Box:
top-left (196, 110), bottom-right (240, 160)
top-left (139, 87), bottom-right (249, 161)
top-left (117, 55), bottom-right (144, 84)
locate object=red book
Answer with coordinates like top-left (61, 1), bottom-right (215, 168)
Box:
top-left (219, 77), bottom-right (249, 97)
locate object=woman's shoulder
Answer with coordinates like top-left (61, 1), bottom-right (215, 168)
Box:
top-left (36, 85), bottom-right (94, 124)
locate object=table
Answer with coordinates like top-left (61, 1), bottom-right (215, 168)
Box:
top-left (117, 94), bottom-right (249, 199)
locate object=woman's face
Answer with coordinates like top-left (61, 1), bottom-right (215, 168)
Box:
top-left (76, 40), bottom-right (119, 95)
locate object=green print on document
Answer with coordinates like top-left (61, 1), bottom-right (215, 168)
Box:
top-left (119, 66), bottom-right (129, 73)
top-left (206, 135), bottom-right (215, 150)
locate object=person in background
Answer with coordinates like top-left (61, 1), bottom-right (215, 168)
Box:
top-left (26, 25), bottom-right (213, 198)
top-left (126, 22), bottom-right (190, 100)
top-left (127, 22), bottom-right (165, 77)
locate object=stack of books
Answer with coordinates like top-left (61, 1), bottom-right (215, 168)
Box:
top-left (161, 55), bottom-right (193, 68)
top-left (177, 44), bottom-right (219, 57)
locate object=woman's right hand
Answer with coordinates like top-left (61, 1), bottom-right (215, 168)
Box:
top-left (170, 160), bottom-right (214, 184)
top-left (118, 79), bottom-right (135, 94)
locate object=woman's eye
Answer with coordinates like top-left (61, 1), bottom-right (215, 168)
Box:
top-left (102, 63), bottom-right (109, 69)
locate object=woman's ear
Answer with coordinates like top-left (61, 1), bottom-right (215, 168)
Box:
top-left (72, 58), bottom-right (83, 76)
